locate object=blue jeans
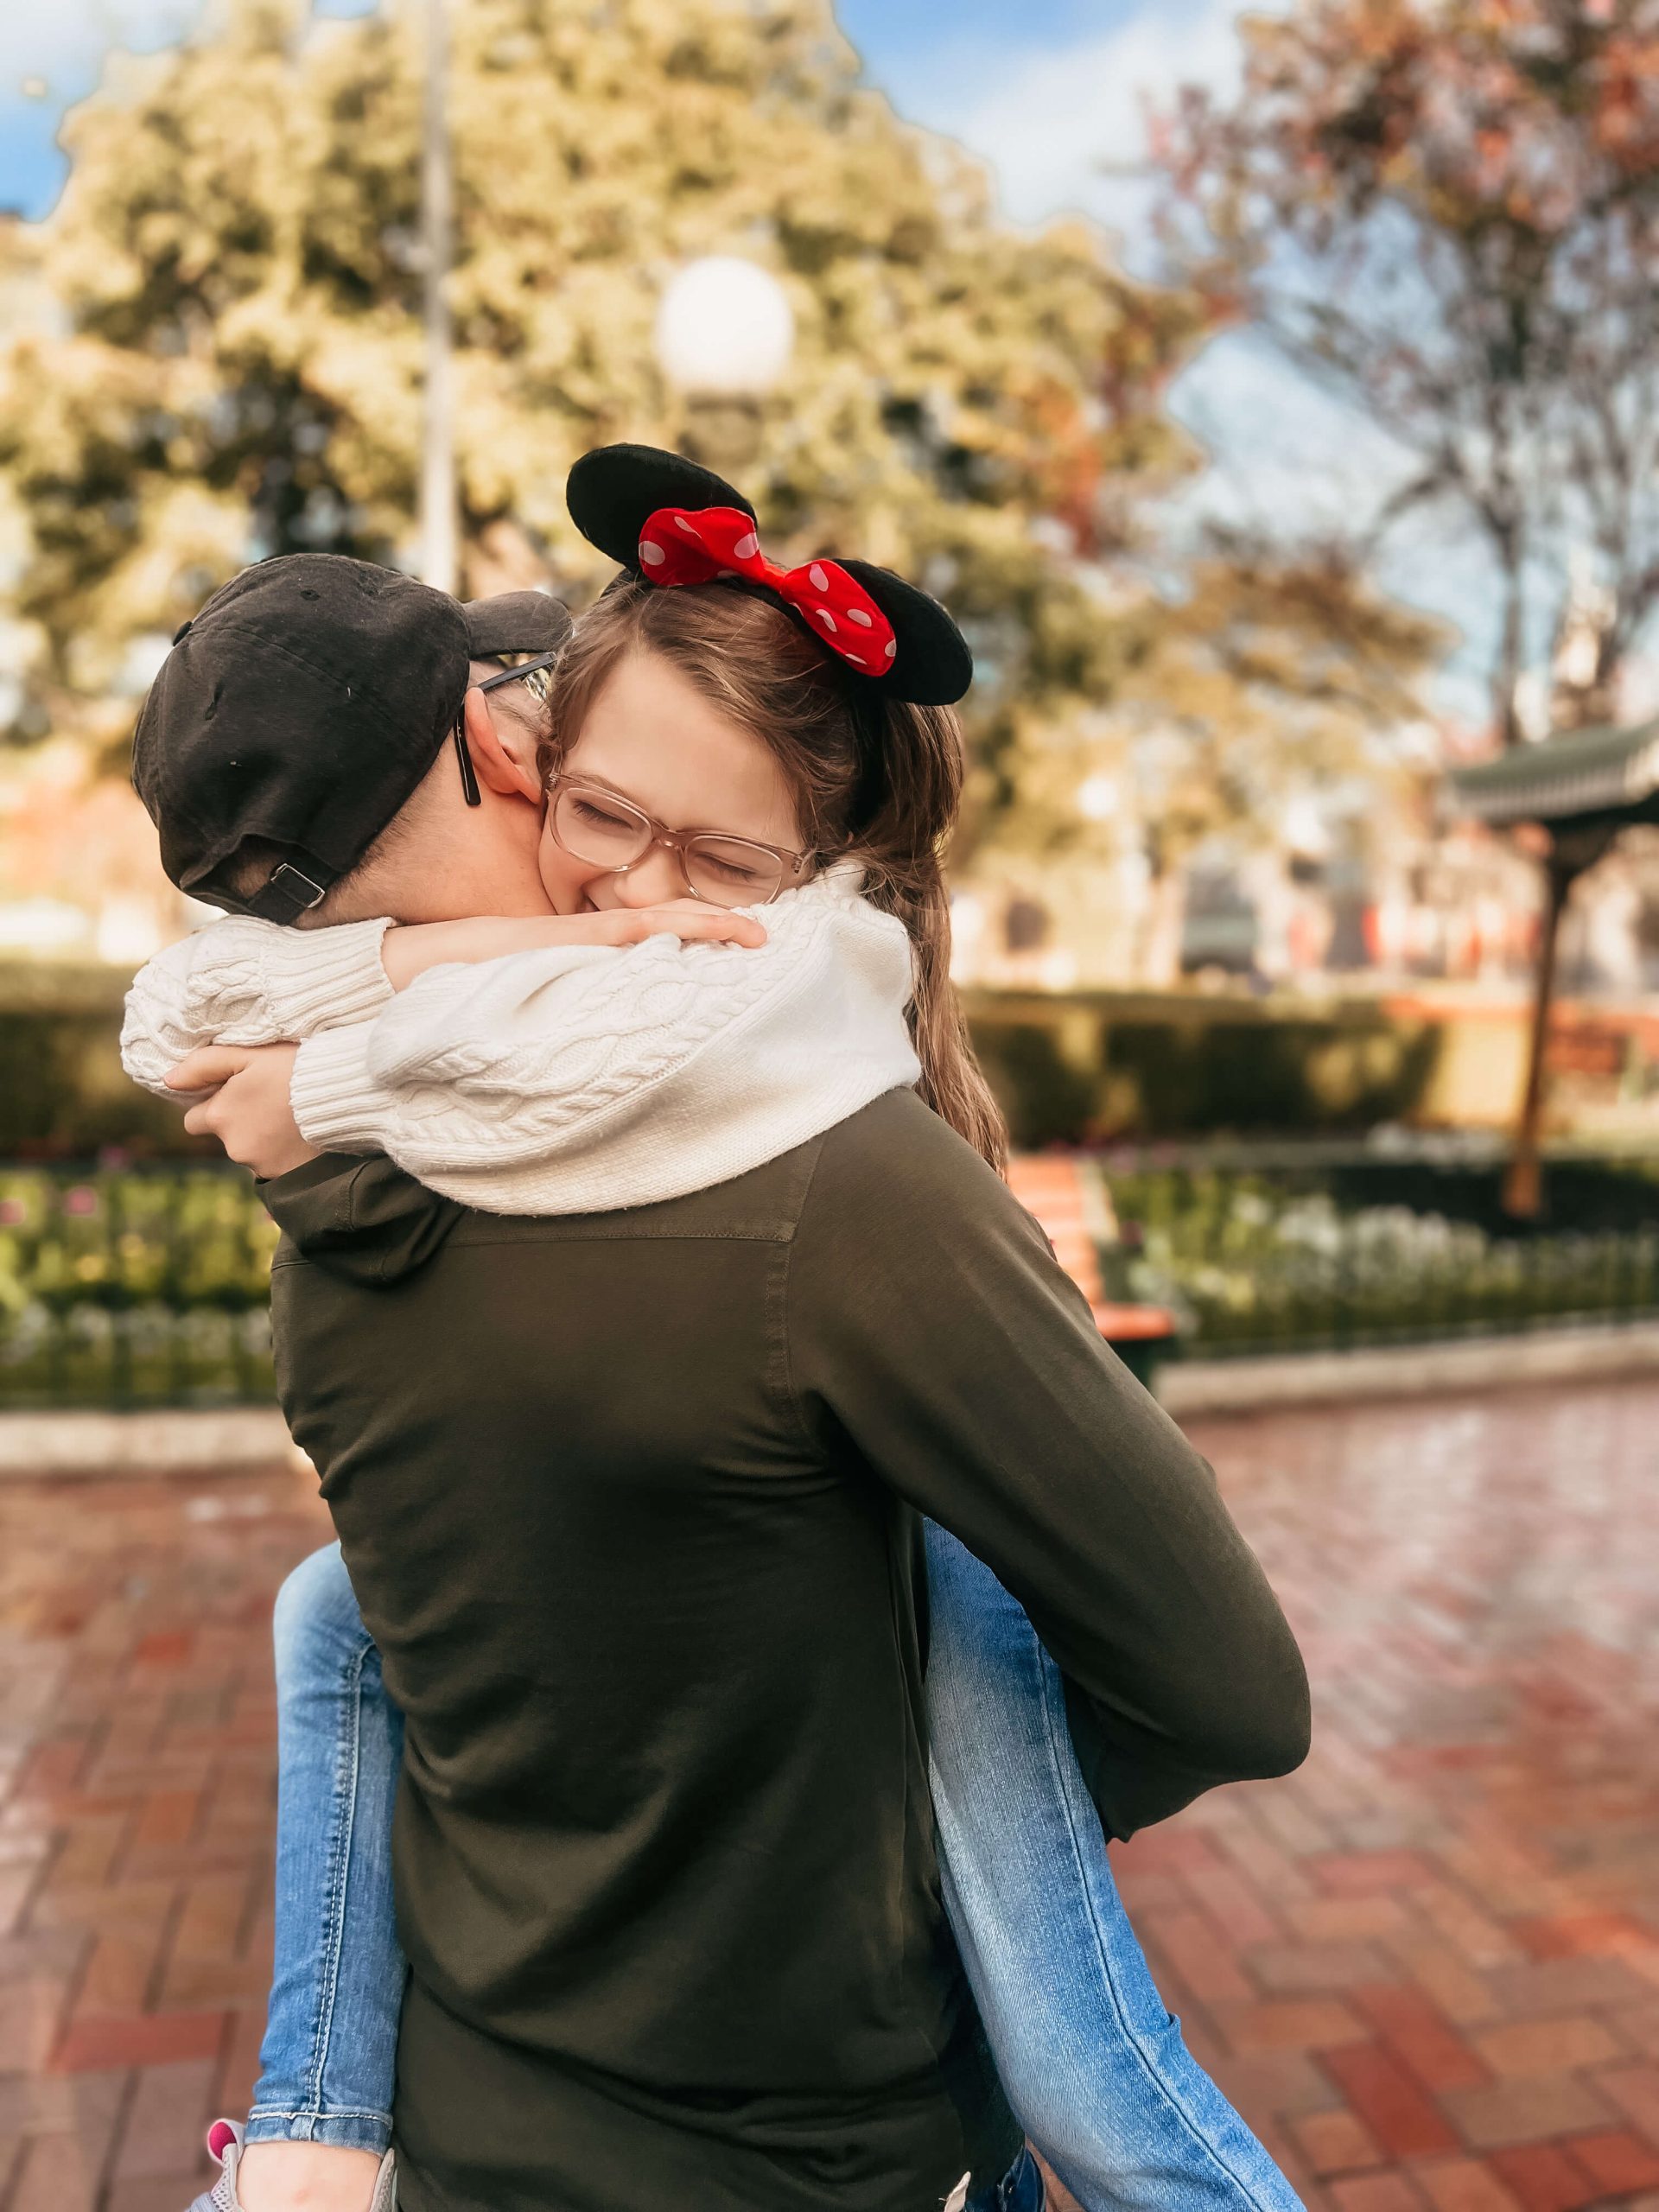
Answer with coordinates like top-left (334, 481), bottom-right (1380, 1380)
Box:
top-left (247, 1544), bottom-right (404, 2152)
top-left (926, 1525), bottom-right (1300, 2212)
top-left (251, 1536), bottom-right (1300, 2211)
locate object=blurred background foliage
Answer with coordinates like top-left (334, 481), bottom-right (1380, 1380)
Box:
top-left (1157, 0), bottom-right (1659, 749)
top-left (6, 1142), bottom-right (1658, 1406)
top-left (0, 0), bottom-right (1444, 868)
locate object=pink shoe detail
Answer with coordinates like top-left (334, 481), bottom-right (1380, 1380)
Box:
top-left (185, 2118), bottom-right (245, 2212)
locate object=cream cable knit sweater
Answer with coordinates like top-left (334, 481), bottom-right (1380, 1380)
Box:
top-left (120, 868), bottom-right (923, 1216)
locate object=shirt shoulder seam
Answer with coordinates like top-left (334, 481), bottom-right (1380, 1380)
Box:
top-left (777, 1128), bottom-right (834, 1453)
top-left (270, 1223), bottom-right (798, 1268)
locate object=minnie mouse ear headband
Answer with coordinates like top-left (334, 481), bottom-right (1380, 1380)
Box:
top-left (565, 444), bottom-right (973, 708)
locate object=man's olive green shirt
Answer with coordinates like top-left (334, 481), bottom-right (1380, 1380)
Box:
top-left (266, 1090), bottom-right (1308, 2212)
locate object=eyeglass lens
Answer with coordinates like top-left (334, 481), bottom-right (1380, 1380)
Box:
top-left (551, 785), bottom-right (785, 906)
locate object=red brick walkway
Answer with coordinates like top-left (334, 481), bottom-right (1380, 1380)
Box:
top-left (4, 1381), bottom-right (1659, 2210)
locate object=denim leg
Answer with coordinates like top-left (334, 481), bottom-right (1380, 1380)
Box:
top-left (246, 1541), bottom-right (406, 2153)
top-left (925, 1522), bottom-right (1304, 2212)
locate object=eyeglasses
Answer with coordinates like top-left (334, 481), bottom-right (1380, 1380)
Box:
top-left (545, 774), bottom-right (810, 908)
top-left (452, 652), bottom-right (559, 808)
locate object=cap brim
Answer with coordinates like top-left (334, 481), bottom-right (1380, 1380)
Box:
top-left (463, 590), bottom-right (574, 659)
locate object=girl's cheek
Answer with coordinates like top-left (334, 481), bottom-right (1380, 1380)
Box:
top-left (536, 828), bottom-right (577, 916)
top-left (537, 824), bottom-right (604, 916)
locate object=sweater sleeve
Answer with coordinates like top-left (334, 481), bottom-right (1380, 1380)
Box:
top-left (120, 917), bottom-right (397, 1096)
top-left (785, 1094), bottom-right (1311, 1840)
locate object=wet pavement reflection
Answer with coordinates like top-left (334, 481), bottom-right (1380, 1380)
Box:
top-left (3, 1379), bottom-right (1659, 2209)
top-left (1110, 1378), bottom-right (1659, 2212)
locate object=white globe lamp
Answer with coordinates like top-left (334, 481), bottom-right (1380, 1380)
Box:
top-left (654, 257), bottom-right (795, 399)
top-left (1077, 773), bottom-right (1121, 823)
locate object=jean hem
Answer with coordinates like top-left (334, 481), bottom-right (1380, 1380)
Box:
top-left (245, 2109), bottom-right (393, 2154)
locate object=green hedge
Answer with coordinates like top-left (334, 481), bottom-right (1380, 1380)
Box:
top-left (0, 1162), bottom-right (277, 1405)
top-left (963, 990), bottom-right (1446, 1147)
top-left (9, 1154), bottom-right (1657, 1408)
top-left (0, 963), bottom-right (215, 1158)
top-left (1104, 1162), bottom-right (1659, 1356)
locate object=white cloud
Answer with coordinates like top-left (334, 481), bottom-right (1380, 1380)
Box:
top-left (915, 0), bottom-right (1275, 235)
top-left (906, 4), bottom-right (1490, 707)
top-left (0, 2), bottom-right (205, 95)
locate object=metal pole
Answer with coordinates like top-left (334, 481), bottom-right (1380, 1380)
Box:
top-left (1503, 849), bottom-right (1569, 1220)
top-left (420, 0), bottom-right (458, 594)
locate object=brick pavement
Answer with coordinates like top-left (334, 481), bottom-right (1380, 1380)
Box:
top-left (3, 1381), bottom-right (1659, 2209)
top-left (0, 1463), bottom-right (320, 2211)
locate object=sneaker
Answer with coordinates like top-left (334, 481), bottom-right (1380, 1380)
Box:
top-left (186, 2120), bottom-right (397, 2212)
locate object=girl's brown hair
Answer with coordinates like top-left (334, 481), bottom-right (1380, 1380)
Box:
top-left (540, 580), bottom-right (1007, 1173)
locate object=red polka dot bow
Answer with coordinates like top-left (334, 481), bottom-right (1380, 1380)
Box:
top-left (637, 505), bottom-right (899, 678)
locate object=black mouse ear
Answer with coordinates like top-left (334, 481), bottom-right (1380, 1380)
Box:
top-left (564, 447), bottom-right (974, 704)
top-left (837, 561), bottom-right (973, 706)
top-left (567, 445), bottom-right (757, 572)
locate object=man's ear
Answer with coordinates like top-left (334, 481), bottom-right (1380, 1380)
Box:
top-left (461, 685), bottom-right (543, 804)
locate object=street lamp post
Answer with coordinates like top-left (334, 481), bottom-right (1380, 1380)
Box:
top-left (419, 0), bottom-right (458, 594)
top-left (652, 257), bottom-right (795, 471)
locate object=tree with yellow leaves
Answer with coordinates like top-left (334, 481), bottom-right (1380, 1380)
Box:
top-left (0, 0), bottom-right (1211, 812)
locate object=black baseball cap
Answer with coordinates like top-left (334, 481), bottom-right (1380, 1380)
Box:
top-left (131, 553), bottom-right (571, 921)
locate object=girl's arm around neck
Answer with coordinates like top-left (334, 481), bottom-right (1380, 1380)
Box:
top-left (286, 882), bottom-right (917, 1216)
top-left (121, 906), bottom-right (766, 1100)
top-left (378, 906), bottom-right (765, 992)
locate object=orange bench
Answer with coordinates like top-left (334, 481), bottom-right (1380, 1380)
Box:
top-left (1007, 1157), bottom-right (1176, 1375)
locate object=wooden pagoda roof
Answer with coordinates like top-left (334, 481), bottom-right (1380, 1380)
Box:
top-left (1448, 720), bottom-right (1659, 830)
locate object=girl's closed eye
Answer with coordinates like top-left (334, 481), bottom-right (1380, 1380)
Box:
top-left (571, 798), bottom-right (635, 832)
top-left (700, 852), bottom-right (766, 887)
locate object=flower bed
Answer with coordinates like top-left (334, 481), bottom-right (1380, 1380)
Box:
top-left (1106, 1164), bottom-right (1659, 1357)
top-left (0, 1163), bottom-right (277, 1406)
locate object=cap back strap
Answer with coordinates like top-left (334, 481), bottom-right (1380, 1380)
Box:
top-left (245, 861), bottom-right (331, 924)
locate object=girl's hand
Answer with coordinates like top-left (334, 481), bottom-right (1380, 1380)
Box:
top-left (165, 1042), bottom-right (319, 1178)
top-left (381, 905), bottom-right (767, 990)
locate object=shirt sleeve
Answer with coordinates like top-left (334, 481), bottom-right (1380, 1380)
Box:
top-left (120, 917), bottom-right (396, 1095)
top-left (784, 1095), bottom-right (1311, 1839)
top-left (260, 1153), bottom-right (464, 1285)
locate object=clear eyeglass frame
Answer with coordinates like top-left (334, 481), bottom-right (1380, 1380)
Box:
top-left (545, 773), bottom-right (811, 908)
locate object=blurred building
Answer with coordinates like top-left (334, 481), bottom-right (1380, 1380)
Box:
top-left (950, 791), bottom-right (1659, 1003)
top-left (0, 734), bottom-right (194, 966)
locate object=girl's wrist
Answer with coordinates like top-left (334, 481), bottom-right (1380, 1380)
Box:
top-left (381, 921), bottom-right (464, 992)
top-left (380, 918), bottom-right (564, 990)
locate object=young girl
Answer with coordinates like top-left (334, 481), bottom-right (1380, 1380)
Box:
top-left (127, 447), bottom-right (1306, 2212)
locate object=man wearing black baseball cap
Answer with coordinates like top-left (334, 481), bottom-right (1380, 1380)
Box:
top-left (119, 550), bottom-right (785, 2212)
top-left (132, 551), bottom-right (571, 925)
